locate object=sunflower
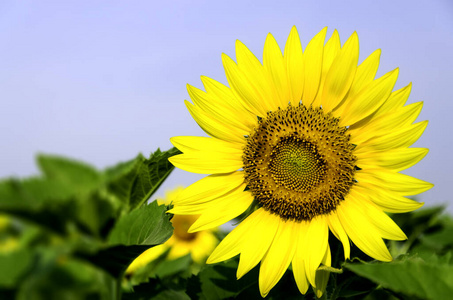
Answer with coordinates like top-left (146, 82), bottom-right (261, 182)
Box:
top-left (0, 214), bottom-right (19, 254)
top-left (168, 27), bottom-right (433, 297)
top-left (126, 187), bottom-right (218, 274)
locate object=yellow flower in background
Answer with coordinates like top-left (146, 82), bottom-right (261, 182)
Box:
top-left (0, 214), bottom-right (19, 254)
top-left (126, 187), bottom-right (217, 274)
top-left (168, 26), bottom-right (433, 297)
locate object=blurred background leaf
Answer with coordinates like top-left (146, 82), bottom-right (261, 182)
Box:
top-left (0, 148), bottom-right (177, 299)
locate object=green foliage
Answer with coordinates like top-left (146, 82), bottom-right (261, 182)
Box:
top-left (0, 148), bottom-right (451, 299)
top-left (105, 148), bottom-right (179, 211)
top-left (108, 201), bottom-right (173, 246)
top-left (345, 253), bottom-right (453, 299)
top-left (0, 248), bottom-right (34, 287)
top-left (0, 148), bottom-right (177, 299)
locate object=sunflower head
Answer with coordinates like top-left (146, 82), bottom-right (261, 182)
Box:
top-left (126, 187), bottom-right (218, 274)
top-left (243, 104), bottom-right (357, 221)
top-left (169, 26), bottom-right (433, 298)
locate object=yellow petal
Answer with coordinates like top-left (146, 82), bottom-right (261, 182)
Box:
top-left (264, 33), bottom-right (290, 109)
top-left (350, 102), bottom-right (423, 145)
top-left (185, 101), bottom-right (246, 144)
top-left (358, 182), bottom-right (424, 213)
top-left (312, 29), bottom-right (341, 108)
top-left (170, 136), bottom-right (243, 154)
top-left (338, 68), bottom-right (399, 126)
top-left (284, 26), bottom-right (304, 105)
top-left (357, 120), bottom-right (428, 151)
top-left (222, 53), bottom-right (267, 117)
top-left (200, 75), bottom-right (257, 130)
top-left (169, 183), bottom-right (247, 214)
top-left (173, 171), bottom-right (244, 205)
top-left (349, 188), bottom-right (407, 240)
top-left (207, 208), bottom-right (266, 264)
top-left (313, 245), bottom-right (331, 298)
top-left (237, 210), bottom-right (280, 279)
top-left (303, 216), bottom-right (329, 287)
top-left (187, 84), bottom-right (251, 134)
top-left (336, 196), bottom-right (392, 262)
top-left (321, 32), bottom-right (359, 112)
top-left (236, 40), bottom-right (279, 112)
top-left (355, 169), bottom-right (433, 196)
top-left (346, 49), bottom-right (381, 100)
top-left (349, 82), bottom-right (412, 130)
top-left (259, 219), bottom-right (297, 297)
top-left (327, 213), bottom-right (350, 259)
top-left (356, 147), bottom-right (429, 172)
top-left (168, 144), bottom-right (243, 175)
top-left (292, 221), bottom-right (310, 294)
top-left (375, 82), bottom-right (412, 116)
top-left (301, 27), bottom-right (327, 107)
top-left (126, 245), bottom-right (167, 274)
top-left (188, 190), bottom-right (253, 232)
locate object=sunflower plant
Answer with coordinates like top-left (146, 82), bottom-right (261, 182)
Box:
top-left (0, 27), bottom-right (452, 300)
top-left (169, 26), bottom-right (433, 297)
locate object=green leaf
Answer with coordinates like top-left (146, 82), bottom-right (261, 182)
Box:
top-left (127, 252), bottom-right (193, 286)
top-left (197, 260), bottom-right (259, 299)
top-left (123, 278), bottom-right (190, 300)
top-left (151, 290), bottom-right (190, 300)
top-left (74, 192), bottom-right (117, 237)
top-left (15, 255), bottom-right (115, 300)
top-left (0, 155), bottom-right (107, 235)
top-left (108, 201), bottom-right (173, 246)
top-left (388, 206), bottom-right (451, 257)
top-left (421, 226), bottom-right (453, 250)
top-left (330, 272), bottom-right (376, 299)
top-left (418, 215), bottom-right (453, 252)
top-left (344, 254), bottom-right (453, 299)
top-left (154, 254), bottom-right (192, 278)
top-left (0, 178), bottom-right (116, 236)
top-left (79, 245), bottom-right (150, 278)
top-left (0, 178), bottom-right (73, 210)
top-left (82, 201), bottom-right (174, 277)
top-left (129, 148), bottom-right (179, 210)
top-left (105, 148), bottom-right (180, 212)
top-left (391, 205), bottom-right (445, 238)
top-left (0, 249), bottom-right (34, 287)
top-left (105, 156), bottom-right (142, 206)
top-left (0, 178), bottom-right (80, 234)
top-left (37, 154), bottom-right (102, 194)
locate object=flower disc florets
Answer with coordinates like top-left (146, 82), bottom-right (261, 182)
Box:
top-left (243, 104), bottom-right (357, 221)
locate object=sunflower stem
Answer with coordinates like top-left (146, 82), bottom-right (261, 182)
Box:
top-left (318, 265), bottom-right (343, 274)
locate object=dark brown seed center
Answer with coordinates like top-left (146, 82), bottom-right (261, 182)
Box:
top-left (269, 136), bottom-right (327, 193)
top-left (242, 104), bottom-right (356, 221)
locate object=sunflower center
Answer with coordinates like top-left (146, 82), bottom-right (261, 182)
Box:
top-left (243, 104), bottom-right (357, 221)
top-left (269, 136), bottom-right (327, 193)
top-left (171, 215), bottom-right (197, 241)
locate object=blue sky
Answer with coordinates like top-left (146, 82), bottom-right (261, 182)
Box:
top-left (0, 0), bottom-right (452, 211)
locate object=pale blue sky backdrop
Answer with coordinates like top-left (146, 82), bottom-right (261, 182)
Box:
top-left (0, 0), bottom-right (452, 211)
